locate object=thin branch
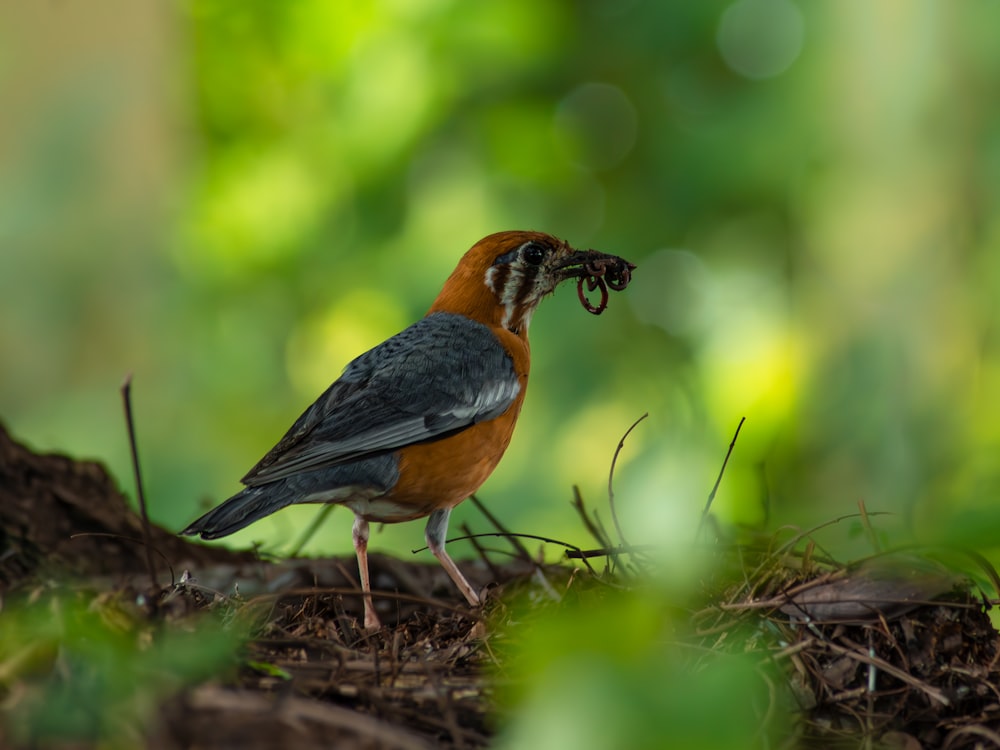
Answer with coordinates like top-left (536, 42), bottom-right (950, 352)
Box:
top-left (468, 494), bottom-right (534, 564)
top-left (565, 543), bottom-right (658, 559)
top-left (289, 503), bottom-right (337, 558)
top-left (571, 485), bottom-right (612, 550)
top-left (856, 499), bottom-right (881, 555)
top-left (459, 521), bottom-right (504, 582)
top-left (607, 413), bottom-right (647, 549)
top-left (828, 637), bottom-right (950, 707)
top-left (121, 374), bottom-right (158, 590)
top-left (773, 512), bottom-right (895, 557)
top-left (697, 416), bottom-right (746, 540)
top-left (417, 531), bottom-right (599, 577)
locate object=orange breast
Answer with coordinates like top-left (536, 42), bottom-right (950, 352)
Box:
top-left (373, 325), bottom-right (531, 522)
top-left (388, 395), bottom-right (523, 516)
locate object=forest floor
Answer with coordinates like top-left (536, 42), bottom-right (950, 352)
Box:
top-left (0, 422), bottom-right (548, 748)
top-left (3, 421), bottom-right (1000, 749)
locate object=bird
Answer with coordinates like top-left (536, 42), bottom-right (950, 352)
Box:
top-left (181, 230), bottom-right (634, 630)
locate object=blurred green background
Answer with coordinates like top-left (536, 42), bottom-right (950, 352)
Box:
top-left (3, 0), bottom-right (1000, 565)
top-left (6, 2), bottom-right (1000, 746)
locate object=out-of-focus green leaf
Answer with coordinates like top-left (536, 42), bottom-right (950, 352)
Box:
top-left (494, 589), bottom-right (785, 750)
top-left (0, 593), bottom-right (242, 746)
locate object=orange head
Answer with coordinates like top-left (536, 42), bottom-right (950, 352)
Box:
top-left (428, 231), bottom-right (634, 336)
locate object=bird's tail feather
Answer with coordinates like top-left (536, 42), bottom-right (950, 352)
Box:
top-left (180, 486), bottom-right (294, 540)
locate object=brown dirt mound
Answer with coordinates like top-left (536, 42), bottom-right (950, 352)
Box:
top-left (3, 423), bottom-right (1000, 749)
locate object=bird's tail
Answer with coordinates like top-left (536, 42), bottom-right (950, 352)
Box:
top-left (180, 486), bottom-right (294, 540)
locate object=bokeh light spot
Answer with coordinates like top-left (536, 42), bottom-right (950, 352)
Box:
top-left (552, 82), bottom-right (638, 171)
top-left (717, 0), bottom-right (805, 80)
top-left (285, 289), bottom-right (408, 397)
top-left (178, 149), bottom-right (334, 279)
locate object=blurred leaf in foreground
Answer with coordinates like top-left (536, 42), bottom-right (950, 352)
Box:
top-left (494, 588), bottom-right (785, 750)
top-left (0, 589), bottom-right (242, 747)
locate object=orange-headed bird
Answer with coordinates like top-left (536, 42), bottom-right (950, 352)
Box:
top-left (182, 231), bottom-right (634, 629)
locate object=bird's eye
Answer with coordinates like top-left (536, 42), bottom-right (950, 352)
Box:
top-left (521, 241), bottom-right (546, 265)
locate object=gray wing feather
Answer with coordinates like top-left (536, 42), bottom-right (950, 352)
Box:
top-left (243, 313), bottom-right (520, 485)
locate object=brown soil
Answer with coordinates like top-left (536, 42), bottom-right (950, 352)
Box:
top-left (0, 422), bottom-right (518, 748)
top-left (3, 421), bottom-right (1000, 749)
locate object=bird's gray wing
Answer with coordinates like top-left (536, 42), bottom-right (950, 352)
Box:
top-left (242, 312), bottom-right (520, 486)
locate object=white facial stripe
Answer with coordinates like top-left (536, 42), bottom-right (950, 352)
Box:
top-left (485, 261), bottom-right (539, 332)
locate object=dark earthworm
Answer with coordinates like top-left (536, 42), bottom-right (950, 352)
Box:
top-left (576, 256), bottom-right (635, 315)
top-left (577, 276), bottom-right (610, 314)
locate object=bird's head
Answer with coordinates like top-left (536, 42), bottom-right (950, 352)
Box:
top-left (429, 231), bottom-right (635, 335)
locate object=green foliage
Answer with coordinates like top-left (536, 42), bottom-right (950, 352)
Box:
top-left (0, 591), bottom-right (241, 746)
top-left (7, 3), bottom-right (1000, 746)
top-left (494, 588), bottom-right (785, 750)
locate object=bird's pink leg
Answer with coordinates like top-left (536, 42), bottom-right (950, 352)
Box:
top-left (425, 508), bottom-right (481, 606)
top-left (352, 515), bottom-right (382, 630)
